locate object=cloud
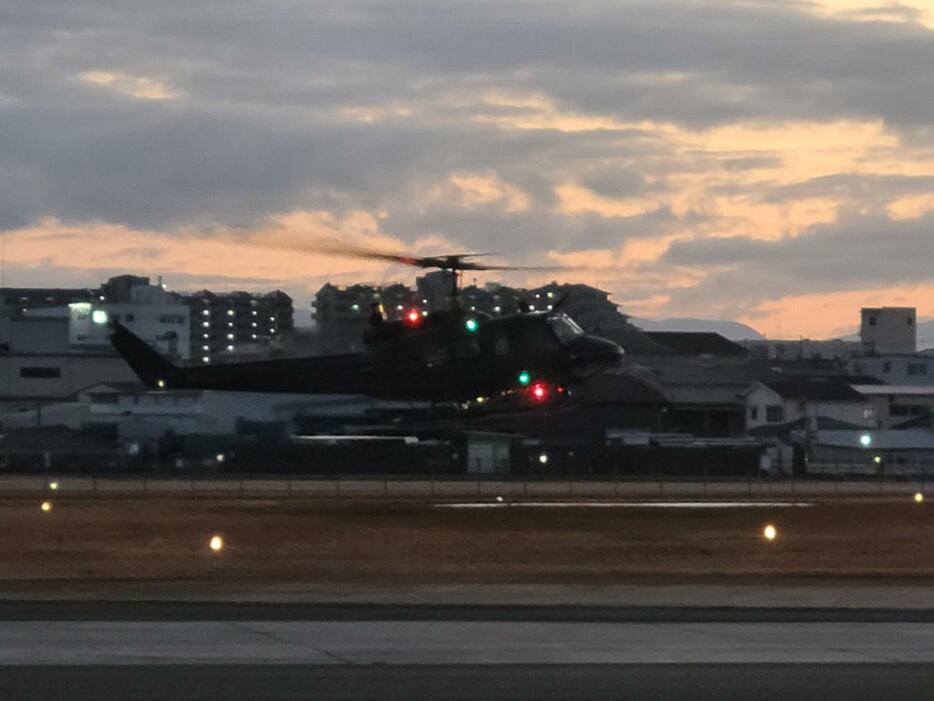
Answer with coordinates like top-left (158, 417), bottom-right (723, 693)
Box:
top-left (660, 211), bottom-right (934, 318)
top-left (78, 70), bottom-right (179, 100)
top-left (1, 0), bottom-right (933, 337)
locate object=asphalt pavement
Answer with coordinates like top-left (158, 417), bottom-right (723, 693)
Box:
top-left (1, 603), bottom-right (932, 699)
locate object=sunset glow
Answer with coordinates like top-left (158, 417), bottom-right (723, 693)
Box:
top-left (3, 0), bottom-right (933, 339)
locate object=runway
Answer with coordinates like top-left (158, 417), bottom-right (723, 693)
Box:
top-left (0, 604), bottom-right (933, 699)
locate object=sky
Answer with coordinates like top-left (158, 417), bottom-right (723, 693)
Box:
top-left (1, 0), bottom-right (933, 338)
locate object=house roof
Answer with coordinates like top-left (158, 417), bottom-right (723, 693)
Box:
top-left (644, 332), bottom-right (749, 357)
top-left (759, 378), bottom-right (865, 401)
top-left (577, 373), bottom-right (668, 404)
top-left (851, 384), bottom-right (934, 396)
top-left (814, 429), bottom-right (934, 450)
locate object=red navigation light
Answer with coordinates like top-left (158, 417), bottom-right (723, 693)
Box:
top-left (405, 309), bottom-right (422, 325)
top-left (530, 382), bottom-right (549, 402)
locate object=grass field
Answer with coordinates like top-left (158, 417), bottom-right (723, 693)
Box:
top-left (3, 496), bottom-right (933, 582)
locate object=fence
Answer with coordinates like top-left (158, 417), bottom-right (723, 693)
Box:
top-left (0, 473), bottom-right (928, 500)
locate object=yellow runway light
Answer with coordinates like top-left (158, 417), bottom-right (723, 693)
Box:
top-left (763, 524), bottom-right (777, 541)
top-left (209, 535), bottom-right (224, 552)
top-left (40, 501), bottom-right (52, 513)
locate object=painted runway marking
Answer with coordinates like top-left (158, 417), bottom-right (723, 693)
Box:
top-left (435, 501), bottom-right (815, 509)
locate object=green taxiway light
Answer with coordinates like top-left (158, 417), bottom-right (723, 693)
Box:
top-left (464, 318), bottom-right (479, 332)
top-left (517, 370), bottom-right (531, 386)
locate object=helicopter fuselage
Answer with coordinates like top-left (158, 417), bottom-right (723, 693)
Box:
top-left (110, 311), bottom-right (623, 402)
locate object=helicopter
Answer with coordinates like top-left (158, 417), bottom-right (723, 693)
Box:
top-left (110, 247), bottom-right (625, 403)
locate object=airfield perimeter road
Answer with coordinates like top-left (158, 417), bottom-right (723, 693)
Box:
top-left (1, 603), bottom-right (934, 700)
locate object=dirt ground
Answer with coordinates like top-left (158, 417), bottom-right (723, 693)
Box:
top-left (2, 497), bottom-right (933, 583)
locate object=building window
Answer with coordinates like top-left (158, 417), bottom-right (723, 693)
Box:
top-left (765, 405), bottom-right (784, 423)
top-left (750, 406), bottom-right (759, 421)
top-left (20, 366), bottom-right (61, 379)
top-left (868, 316), bottom-right (877, 326)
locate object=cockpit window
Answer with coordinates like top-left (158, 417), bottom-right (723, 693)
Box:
top-left (548, 315), bottom-right (585, 345)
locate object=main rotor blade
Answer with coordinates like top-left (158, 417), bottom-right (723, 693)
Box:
top-left (274, 238), bottom-right (570, 272)
top-left (457, 262), bottom-right (570, 272)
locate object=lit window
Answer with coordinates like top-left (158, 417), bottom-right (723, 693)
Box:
top-left (202, 356), bottom-right (210, 363)
top-left (202, 321), bottom-right (210, 328)
top-left (202, 333), bottom-right (209, 339)
top-left (251, 322), bottom-right (257, 327)
top-left (269, 328), bottom-right (276, 334)
top-left (227, 333), bottom-right (234, 340)
top-left (251, 310), bottom-right (257, 316)
top-left (226, 310), bottom-right (234, 316)
top-left (226, 345), bottom-right (234, 351)
top-left (202, 310), bottom-right (210, 316)
top-left (227, 322), bottom-right (233, 327)
top-left (202, 345), bottom-right (209, 351)
top-left (251, 334), bottom-right (257, 339)
top-left (269, 316), bottom-right (275, 321)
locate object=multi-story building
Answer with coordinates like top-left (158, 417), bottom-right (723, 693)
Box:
top-left (861, 307), bottom-right (916, 354)
top-left (69, 276), bottom-right (190, 359)
top-left (743, 338), bottom-right (862, 361)
top-left (181, 290), bottom-right (293, 363)
top-left (849, 354), bottom-right (934, 385)
top-left (312, 283), bottom-right (419, 353)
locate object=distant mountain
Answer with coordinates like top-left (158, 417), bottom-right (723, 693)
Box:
top-left (630, 317), bottom-right (764, 341)
top-left (921, 320), bottom-right (934, 351)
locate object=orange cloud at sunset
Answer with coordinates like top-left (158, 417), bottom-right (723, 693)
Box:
top-left (740, 285), bottom-right (934, 340)
top-left (2, 213), bottom-right (452, 296)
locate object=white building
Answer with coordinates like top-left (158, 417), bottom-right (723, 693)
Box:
top-left (861, 307), bottom-right (916, 355)
top-left (849, 354), bottom-right (933, 386)
top-left (68, 280), bottom-right (189, 359)
top-left (850, 384), bottom-right (934, 429)
top-left (0, 312), bottom-right (137, 413)
top-left (743, 379), bottom-right (875, 433)
top-left (743, 338), bottom-right (861, 361)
